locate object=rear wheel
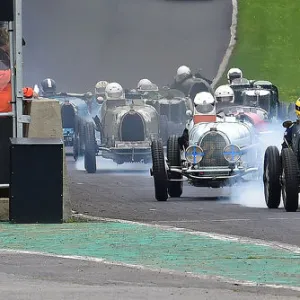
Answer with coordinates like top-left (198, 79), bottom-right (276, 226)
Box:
top-left (73, 118), bottom-right (85, 161)
top-left (281, 148), bottom-right (299, 212)
top-left (167, 135), bottom-right (183, 198)
top-left (151, 139), bottom-right (168, 201)
top-left (84, 122), bottom-right (97, 174)
top-left (263, 146), bottom-right (281, 208)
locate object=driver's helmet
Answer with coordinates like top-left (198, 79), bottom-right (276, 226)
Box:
top-left (41, 78), bottom-right (56, 96)
top-left (194, 92), bottom-right (215, 114)
top-left (227, 68), bottom-right (243, 83)
top-left (176, 65), bottom-right (192, 82)
top-left (95, 81), bottom-right (109, 97)
top-left (214, 85), bottom-right (234, 103)
top-left (105, 82), bottom-right (125, 100)
top-left (138, 82), bottom-right (159, 92)
top-left (295, 98), bottom-right (300, 119)
top-left (137, 79), bottom-right (152, 90)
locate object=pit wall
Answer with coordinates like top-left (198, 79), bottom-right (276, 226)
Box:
top-left (0, 99), bottom-right (71, 221)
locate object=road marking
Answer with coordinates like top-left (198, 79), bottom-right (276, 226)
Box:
top-left (74, 213), bottom-right (300, 254)
top-left (212, 0), bottom-right (238, 88)
top-left (1, 248), bottom-right (300, 292)
top-left (152, 219), bottom-right (253, 223)
top-left (152, 217), bottom-right (300, 223)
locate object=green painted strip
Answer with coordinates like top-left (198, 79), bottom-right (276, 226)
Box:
top-left (0, 222), bottom-right (300, 286)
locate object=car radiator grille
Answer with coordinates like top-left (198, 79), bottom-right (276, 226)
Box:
top-left (199, 132), bottom-right (228, 167)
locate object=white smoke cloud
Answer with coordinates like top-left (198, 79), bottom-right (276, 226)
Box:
top-left (75, 156), bottom-right (151, 174)
top-left (226, 122), bottom-right (285, 208)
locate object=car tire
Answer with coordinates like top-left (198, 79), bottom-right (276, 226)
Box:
top-left (167, 135), bottom-right (183, 198)
top-left (151, 139), bottom-right (168, 201)
top-left (84, 122), bottom-right (97, 174)
top-left (281, 148), bottom-right (299, 212)
top-left (263, 146), bottom-right (281, 208)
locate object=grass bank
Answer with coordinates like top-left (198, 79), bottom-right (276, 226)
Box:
top-left (220, 0), bottom-right (300, 102)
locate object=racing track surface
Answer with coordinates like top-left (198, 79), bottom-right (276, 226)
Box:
top-left (22, 0), bottom-right (300, 247)
top-left (69, 157), bottom-right (300, 247)
top-left (23, 0), bottom-right (232, 92)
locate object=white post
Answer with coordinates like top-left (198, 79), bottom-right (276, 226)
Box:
top-left (14, 0), bottom-right (23, 138)
top-left (8, 20), bottom-right (16, 138)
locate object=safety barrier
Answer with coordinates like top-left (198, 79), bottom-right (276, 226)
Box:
top-left (0, 100), bottom-right (71, 221)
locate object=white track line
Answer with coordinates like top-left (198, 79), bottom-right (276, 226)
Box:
top-left (212, 0), bottom-right (238, 88)
top-left (1, 248), bottom-right (300, 292)
top-left (74, 213), bottom-right (300, 254)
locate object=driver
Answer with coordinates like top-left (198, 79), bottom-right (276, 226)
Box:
top-left (227, 68), bottom-right (243, 84)
top-left (40, 78), bottom-right (57, 98)
top-left (214, 85), bottom-right (235, 104)
top-left (137, 78), bottom-right (152, 90)
top-left (95, 81), bottom-right (108, 98)
top-left (105, 82), bottom-right (125, 100)
top-left (282, 98), bottom-right (300, 149)
top-left (170, 65), bottom-right (196, 96)
top-left (95, 80), bottom-right (109, 104)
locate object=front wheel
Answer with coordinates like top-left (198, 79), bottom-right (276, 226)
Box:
top-left (151, 139), bottom-right (168, 201)
top-left (84, 122), bottom-right (97, 174)
top-left (281, 148), bottom-right (299, 212)
top-left (167, 135), bottom-right (183, 198)
top-left (263, 146), bottom-right (281, 208)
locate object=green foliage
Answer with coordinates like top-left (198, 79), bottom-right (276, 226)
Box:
top-left (219, 0), bottom-right (300, 102)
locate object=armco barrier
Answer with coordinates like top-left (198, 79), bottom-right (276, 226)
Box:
top-left (0, 99), bottom-right (71, 221)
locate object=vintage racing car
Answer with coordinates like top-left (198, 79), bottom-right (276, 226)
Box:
top-left (230, 79), bottom-right (288, 121)
top-left (51, 92), bottom-right (98, 160)
top-left (150, 91), bottom-right (261, 201)
top-left (81, 82), bottom-right (167, 173)
top-left (263, 120), bottom-right (300, 212)
top-left (140, 87), bottom-right (193, 139)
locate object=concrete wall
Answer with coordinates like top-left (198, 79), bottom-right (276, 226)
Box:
top-left (0, 99), bottom-right (71, 221)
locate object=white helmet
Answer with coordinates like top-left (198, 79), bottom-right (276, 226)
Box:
top-left (194, 92), bottom-right (215, 114)
top-left (214, 85), bottom-right (234, 103)
top-left (227, 68), bottom-right (243, 83)
top-left (137, 79), bottom-right (152, 89)
top-left (105, 82), bottom-right (125, 100)
top-left (137, 79), bottom-right (158, 92)
top-left (176, 65), bottom-right (192, 82)
top-left (194, 92), bottom-right (215, 106)
top-left (95, 81), bottom-right (109, 96)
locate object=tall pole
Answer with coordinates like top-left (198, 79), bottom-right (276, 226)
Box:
top-left (14, 0), bottom-right (24, 138)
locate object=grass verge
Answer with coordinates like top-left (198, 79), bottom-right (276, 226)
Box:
top-left (219, 0), bottom-right (300, 102)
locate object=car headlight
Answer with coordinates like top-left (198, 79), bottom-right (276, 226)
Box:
top-left (223, 144), bottom-right (241, 163)
top-left (185, 145), bottom-right (204, 164)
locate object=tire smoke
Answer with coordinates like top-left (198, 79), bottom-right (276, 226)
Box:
top-left (227, 122), bottom-right (285, 208)
top-left (75, 156), bottom-right (151, 174)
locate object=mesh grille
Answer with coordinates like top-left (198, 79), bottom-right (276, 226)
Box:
top-left (160, 104), bottom-right (169, 118)
top-left (199, 132), bottom-right (228, 167)
top-left (61, 105), bottom-right (75, 129)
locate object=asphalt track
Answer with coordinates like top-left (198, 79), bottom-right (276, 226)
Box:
top-left (1, 252), bottom-right (299, 299)
top-left (22, 0), bottom-right (232, 92)
top-left (69, 157), bottom-right (300, 247)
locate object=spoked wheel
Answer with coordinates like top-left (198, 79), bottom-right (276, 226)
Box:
top-left (281, 148), bottom-right (299, 212)
top-left (263, 146), bottom-right (281, 208)
top-left (167, 135), bottom-right (183, 198)
top-left (151, 139), bottom-right (168, 201)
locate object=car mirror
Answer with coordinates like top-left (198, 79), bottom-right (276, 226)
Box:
top-left (282, 120), bottom-right (293, 128)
